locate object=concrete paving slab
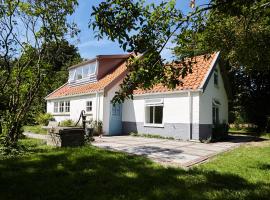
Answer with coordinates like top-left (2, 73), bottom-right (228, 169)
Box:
top-left (92, 135), bottom-right (254, 167)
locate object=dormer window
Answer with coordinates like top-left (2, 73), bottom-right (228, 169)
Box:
top-left (68, 61), bottom-right (97, 83)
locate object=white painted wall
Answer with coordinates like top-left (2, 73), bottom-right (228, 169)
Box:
top-left (46, 93), bottom-right (104, 124)
top-left (199, 64), bottom-right (228, 125)
top-left (122, 92), bottom-right (197, 124)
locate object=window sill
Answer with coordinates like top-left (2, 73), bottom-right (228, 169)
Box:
top-left (53, 113), bottom-right (70, 116)
top-left (144, 123), bottom-right (164, 128)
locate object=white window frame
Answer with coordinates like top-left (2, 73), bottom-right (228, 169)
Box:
top-left (144, 98), bottom-right (164, 127)
top-left (59, 101), bottom-right (65, 113)
top-left (65, 101), bottom-right (70, 112)
top-left (68, 69), bottom-right (76, 83)
top-left (75, 67), bottom-right (83, 80)
top-left (86, 101), bottom-right (92, 112)
top-left (54, 102), bottom-right (59, 113)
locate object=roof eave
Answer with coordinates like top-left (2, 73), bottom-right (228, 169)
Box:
top-left (45, 90), bottom-right (104, 101)
top-left (198, 51), bottom-right (220, 92)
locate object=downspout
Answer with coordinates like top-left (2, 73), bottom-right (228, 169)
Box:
top-left (95, 92), bottom-right (99, 122)
top-left (188, 91), bottom-right (193, 140)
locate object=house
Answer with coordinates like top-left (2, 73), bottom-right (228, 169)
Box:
top-left (45, 52), bottom-right (229, 140)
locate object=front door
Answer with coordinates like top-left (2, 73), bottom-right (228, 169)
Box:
top-left (109, 103), bottom-right (122, 135)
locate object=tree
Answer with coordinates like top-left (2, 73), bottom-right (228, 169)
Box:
top-left (0, 0), bottom-right (79, 150)
top-left (28, 40), bottom-right (82, 122)
top-left (91, 0), bottom-right (270, 130)
top-left (173, 0), bottom-right (270, 130)
top-left (90, 0), bottom-right (270, 103)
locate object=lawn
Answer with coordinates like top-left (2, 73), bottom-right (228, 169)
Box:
top-left (0, 139), bottom-right (269, 200)
top-left (23, 125), bottom-right (47, 134)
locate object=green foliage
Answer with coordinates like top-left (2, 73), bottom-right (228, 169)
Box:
top-left (130, 132), bottom-right (174, 140)
top-left (173, 0), bottom-right (270, 131)
top-left (91, 120), bottom-right (103, 136)
top-left (35, 113), bottom-right (54, 126)
top-left (0, 0), bottom-right (79, 149)
top-left (59, 119), bottom-right (75, 127)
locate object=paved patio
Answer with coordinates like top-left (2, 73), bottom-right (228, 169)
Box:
top-left (92, 135), bottom-right (254, 167)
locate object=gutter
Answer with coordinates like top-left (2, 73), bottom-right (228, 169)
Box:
top-left (188, 91), bottom-right (193, 140)
top-left (133, 89), bottom-right (201, 97)
top-left (45, 90), bottom-right (104, 101)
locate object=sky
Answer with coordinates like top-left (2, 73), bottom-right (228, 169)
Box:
top-left (68, 0), bottom-right (208, 60)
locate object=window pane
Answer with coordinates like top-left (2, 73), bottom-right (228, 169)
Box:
top-left (82, 66), bottom-right (89, 78)
top-left (65, 101), bottom-right (70, 112)
top-left (54, 102), bottom-right (58, 113)
top-left (145, 106), bottom-right (152, 123)
top-left (60, 101), bottom-right (64, 112)
top-left (154, 106), bottom-right (163, 124)
top-left (76, 67), bottom-right (83, 80)
top-left (89, 62), bottom-right (96, 74)
top-left (149, 106), bottom-right (154, 123)
top-left (86, 101), bottom-right (92, 112)
top-left (69, 69), bottom-right (75, 82)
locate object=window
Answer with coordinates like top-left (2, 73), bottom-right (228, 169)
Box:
top-left (68, 69), bottom-right (75, 82)
top-left (82, 66), bottom-right (89, 78)
top-left (212, 100), bottom-right (220, 125)
top-left (88, 62), bottom-right (96, 74)
top-left (76, 67), bottom-right (83, 80)
top-left (86, 101), bottom-right (92, 112)
top-left (145, 99), bottom-right (164, 126)
top-left (59, 101), bottom-right (65, 113)
top-left (65, 101), bottom-right (70, 112)
top-left (54, 102), bottom-right (58, 113)
top-left (214, 68), bottom-right (218, 86)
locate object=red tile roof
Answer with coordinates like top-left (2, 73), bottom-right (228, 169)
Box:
top-left (46, 52), bottom-right (218, 99)
top-left (134, 52), bottom-right (218, 94)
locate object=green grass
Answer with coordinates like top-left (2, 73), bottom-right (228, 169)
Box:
top-left (0, 139), bottom-right (269, 200)
top-left (23, 125), bottom-right (47, 134)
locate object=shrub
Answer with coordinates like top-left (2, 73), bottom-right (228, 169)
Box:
top-left (35, 113), bottom-right (54, 126)
top-left (91, 120), bottom-right (103, 136)
top-left (59, 119), bottom-right (75, 127)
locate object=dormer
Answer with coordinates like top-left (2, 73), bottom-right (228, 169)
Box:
top-left (68, 54), bottom-right (130, 86)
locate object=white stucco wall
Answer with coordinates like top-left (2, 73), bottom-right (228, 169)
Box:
top-left (122, 92), bottom-right (197, 124)
top-left (46, 93), bottom-right (104, 124)
top-left (199, 64), bottom-right (228, 125)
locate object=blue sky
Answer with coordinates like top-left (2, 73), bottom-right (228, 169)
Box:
top-left (68, 0), bottom-right (207, 60)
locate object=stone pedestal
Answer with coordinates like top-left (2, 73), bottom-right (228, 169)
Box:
top-left (47, 128), bottom-right (85, 147)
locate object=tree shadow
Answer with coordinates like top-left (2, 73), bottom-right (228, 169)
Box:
top-left (0, 145), bottom-right (269, 200)
top-left (217, 134), bottom-right (268, 144)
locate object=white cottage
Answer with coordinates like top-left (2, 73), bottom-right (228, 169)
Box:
top-left (46, 52), bottom-right (229, 140)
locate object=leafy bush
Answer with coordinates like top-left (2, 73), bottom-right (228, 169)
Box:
top-left (91, 120), bottom-right (103, 136)
top-left (59, 119), bottom-right (75, 127)
top-left (35, 113), bottom-right (54, 126)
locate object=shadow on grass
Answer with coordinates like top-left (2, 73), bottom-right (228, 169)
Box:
top-left (0, 144), bottom-right (269, 200)
top-left (218, 134), bottom-right (268, 144)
